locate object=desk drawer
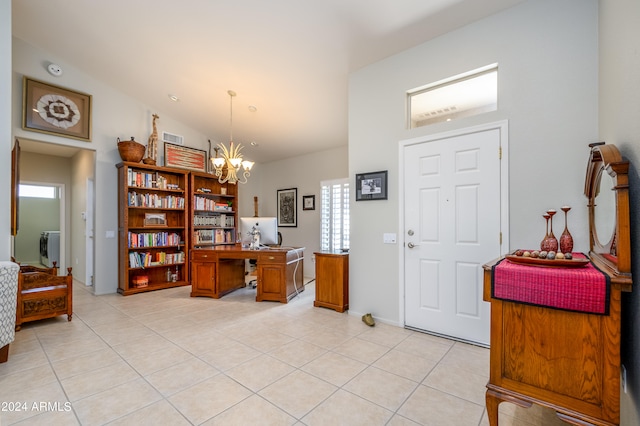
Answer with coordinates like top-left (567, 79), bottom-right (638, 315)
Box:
top-left (192, 251), bottom-right (216, 261)
top-left (258, 253), bottom-right (285, 264)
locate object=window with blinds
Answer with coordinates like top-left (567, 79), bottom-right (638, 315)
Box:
top-left (320, 178), bottom-right (349, 252)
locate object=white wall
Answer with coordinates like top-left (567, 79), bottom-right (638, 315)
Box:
top-left (239, 146), bottom-right (349, 277)
top-left (11, 37), bottom-right (212, 294)
top-left (0, 0), bottom-right (12, 260)
top-left (70, 149), bottom-right (95, 284)
top-left (599, 0), bottom-right (640, 423)
top-left (348, 0), bottom-right (599, 324)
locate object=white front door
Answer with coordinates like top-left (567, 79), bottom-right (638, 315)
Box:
top-left (403, 125), bottom-right (505, 346)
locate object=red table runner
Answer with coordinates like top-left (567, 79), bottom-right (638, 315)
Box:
top-left (491, 253), bottom-right (610, 315)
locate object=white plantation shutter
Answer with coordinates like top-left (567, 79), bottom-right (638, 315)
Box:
top-left (320, 178), bottom-right (349, 251)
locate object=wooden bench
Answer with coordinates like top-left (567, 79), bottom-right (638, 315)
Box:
top-left (15, 263), bottom-right (73, 331)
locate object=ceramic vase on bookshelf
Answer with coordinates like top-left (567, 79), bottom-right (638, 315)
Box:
top-left (560, 205), bottom-right (574, 253)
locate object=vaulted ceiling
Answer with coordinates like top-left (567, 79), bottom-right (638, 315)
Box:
top-left (12, 0), bottom-right (524, 163)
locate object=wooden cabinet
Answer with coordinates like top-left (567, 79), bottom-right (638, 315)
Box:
top-left (116, 162), bottom-right (189, 295)
top-left (188, 171), bottom-right (238, 249)
top-left (484, 143), bottom-right (632, 426)
top-left (313, 252), bottom-right (348, 312)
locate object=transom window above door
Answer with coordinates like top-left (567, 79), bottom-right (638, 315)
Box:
top-left (408, 64), bottom-right (498, 128)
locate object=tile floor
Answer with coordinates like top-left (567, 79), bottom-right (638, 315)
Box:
top-left (0, 280), bottom-right (567, 425)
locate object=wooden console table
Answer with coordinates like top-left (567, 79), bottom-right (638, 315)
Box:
top-left (190, 245), bottom-right (304, 302)
top-left (483, 143), bottom-right (632, 426)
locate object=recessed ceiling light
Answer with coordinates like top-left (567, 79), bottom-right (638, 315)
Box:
top-left (168, 94), bottom-right (180, 102)
top-left (248, 105), bottom-right (257, 112)
top-left (250, 141), bottom-right (259, 146)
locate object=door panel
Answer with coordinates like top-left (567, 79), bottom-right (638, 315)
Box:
top-left (404, 127), bottom-right (502, 345)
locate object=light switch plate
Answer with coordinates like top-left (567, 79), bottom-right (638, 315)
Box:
top-left (383, 233), bottom-right (397, 244)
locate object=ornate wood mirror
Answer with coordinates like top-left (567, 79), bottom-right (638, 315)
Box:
top-left (584, 142), bottom-right (632, 289)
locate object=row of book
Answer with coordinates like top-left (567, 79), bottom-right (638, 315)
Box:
top-left (194, 229), bottom-right (235, 244)
top-left (193, 214), bottom-right (234, 227)
top-left (128, 251), bottom-right (185, 268)
top-left (128, 192), bottom-right (185, 208)
top-left (128, 231), bottom-right (182, 248)
top-left (193, 196), bottom-right (232, 212)
top-left (127, 169), bottom-right (179, 190)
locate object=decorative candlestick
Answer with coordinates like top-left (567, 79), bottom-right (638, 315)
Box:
top-left (546, 209), bottom-right (559, 252)
top-left (541, 213), bottom-right (551, 251)
top-left (560, 205), bottom-right (574, 253)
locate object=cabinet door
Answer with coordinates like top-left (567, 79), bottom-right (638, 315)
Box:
top-left (257, 264), bottom-right (285, 302)
top-left (191, 261), bottom-right (216, 297)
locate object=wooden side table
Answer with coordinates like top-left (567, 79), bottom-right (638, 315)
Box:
top-left (313, 251), bottom-right (349, 312)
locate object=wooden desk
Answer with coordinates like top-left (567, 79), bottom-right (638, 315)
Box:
top-left (190, 245), bottom-right (304, 302)
top-left (483, 258), bottom-right (624, 426)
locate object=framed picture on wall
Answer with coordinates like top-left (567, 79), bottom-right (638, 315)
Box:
top-left (302, 195), bottom-right (315, 211)
top-left (355, 170), bottom-right (388, 201)
top-left (22, 77), bottom-right (92, 141)
top-left (277, 188), bottom-right (297, 227)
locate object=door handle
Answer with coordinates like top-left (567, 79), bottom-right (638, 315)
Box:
top-left (407, 242), bottom-right (418, 248)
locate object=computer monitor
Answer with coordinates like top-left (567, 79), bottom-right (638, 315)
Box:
top-left (240, 217), bottom-right (279, 246)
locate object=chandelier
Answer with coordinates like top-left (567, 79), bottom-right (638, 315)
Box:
top-left (211, 90), bottom-right (254, 184)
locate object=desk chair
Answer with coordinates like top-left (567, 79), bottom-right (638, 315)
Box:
top-left (248, 232), bottom-right (282, 288)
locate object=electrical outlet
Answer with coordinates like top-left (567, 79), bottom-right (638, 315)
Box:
top-left (622, 364), bottom-right (628, 394)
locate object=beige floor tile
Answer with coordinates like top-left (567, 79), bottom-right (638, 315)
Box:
top-left (60, 359), bottom-right (140, 401)
top-left (235, 329), bottom-right (296, 352)
top-left (146, 357), bottom-right (219, 396)
top-left (343, 366), bottom-right (419, 411)
top-left (268, 339), bottom-right (327, 367)
top-left (439, 341), bottom-right (490, 377)
top-left (125, 344), bottom-right (194, 376)
top-left (398, 384), bottom-right (484, 426)
top-left (226, 354), bottom-right (295, 392)
top-left (42, 337), bottom-right (110, 362)
top-left (423, 362), bottom-right (488, 405)
top-left (199, 340), bottom-right (262, 371)
top-left (107, 399), bottom-right (191, 426)
top-left (50, 347), bottom-right (122, 380)
top-left (300, 328), bottom-right (353, 350)
top-left (393, 332), bottom-right (454, 361)
top-left (111, 334), bottom-right (176, 359)
top-left (302, 389), bottom-right (393, 425)
top-left (73, 378), bottom-right (162, 425)
top-left (10, 409), bottom-right (79, 425)
top-left (301, 351), bottom-right (367, 386)
top-left (259, 370), bottom-right (337, 419)
top-left (332, 336), bottom-right (390, 364)
top-left (204, 394), bottom-right (297, 425)
top-left (357, 323), bottom-right (413, 347)
top-left (373, 348), bottom-right (437, 382)
top-left (7, 335), bottom-right (42, 356)
top-left (0, 347), bottom-right (49, 377)
top-left (387, 414), bottom-right (422, 425)
top-left (0, 364), bottom-right (58, 398)
top-left (168, 374), bottom-right (252, 424)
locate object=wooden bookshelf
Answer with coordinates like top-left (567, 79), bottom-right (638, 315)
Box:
top-left (116, 162), bottom-right (190, 295)
top-left (188, 171), bottom-right (238, 249)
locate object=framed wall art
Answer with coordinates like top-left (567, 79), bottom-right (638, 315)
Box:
top-left (302, 195), bottom-right (315, 211)
top-left (22, 77), bottom-right (92, 141)
top-left (355, 170), bottom-right (388, 201)
top-left (164, 142), bottom-right (207, 172)
top-left (277, 188), bottom-right (297, 227)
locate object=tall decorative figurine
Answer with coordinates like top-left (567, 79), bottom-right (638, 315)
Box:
top-left (545, 209), bottom-right (559, 252)
top-left (540, 213), bottom-right (551, 251)
top-left (560, 205), bottom-right (574, 253)
top-left (144, 113), bottom-right (159, 165)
